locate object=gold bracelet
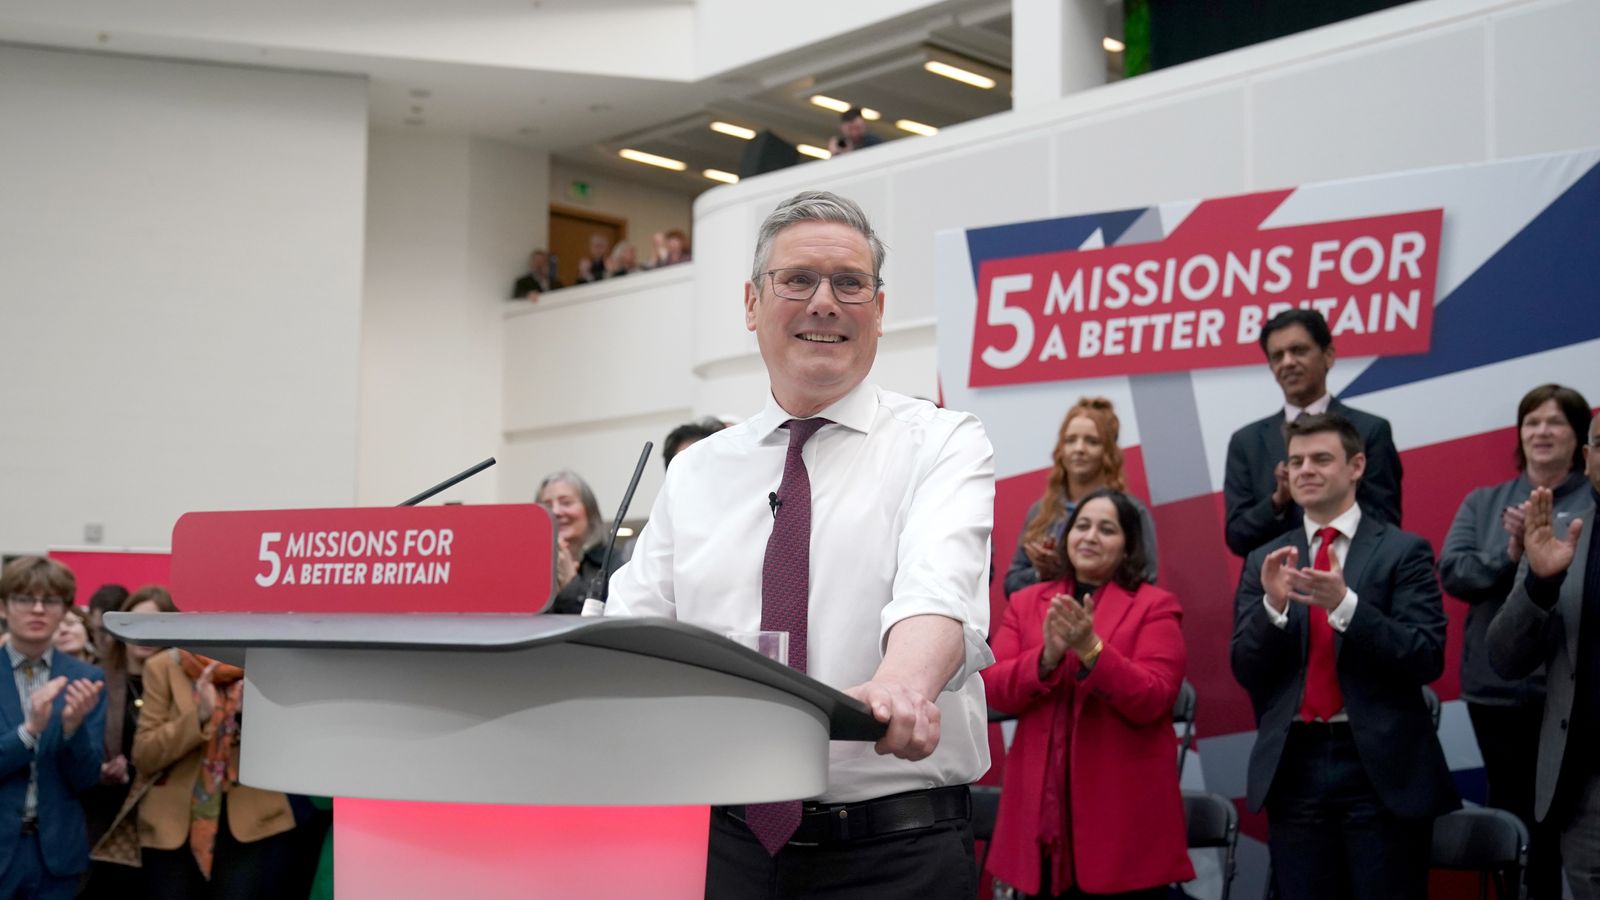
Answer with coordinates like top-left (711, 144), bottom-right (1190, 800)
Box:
top-left (1079, 636), bottom-right (1104, 668)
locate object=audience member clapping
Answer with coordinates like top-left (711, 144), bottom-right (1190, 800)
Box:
top-left (648, 229), bottom-right (692, 269)
top-left (1440, 383), bottom-right (1591, 900)
top-left (1007, 396), bottom-right (1159, 596)
top-left (84, 585), bottom-right (177, 898)
top-left (132, 648), bottom-right (302, 898)
top-left (537, 470), bottom-right (621, 614)
top-left (983, 489), bottom-right (1193, 897)
top-left (577, 233), bottom-right (612, 284)
top-left (606, 241), bottom-right (641, 278)
top-left (53, 606), bottom-right (96, 663)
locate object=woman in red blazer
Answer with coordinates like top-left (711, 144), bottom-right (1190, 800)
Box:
top-left (982, 488), bottom-right (1193, 898)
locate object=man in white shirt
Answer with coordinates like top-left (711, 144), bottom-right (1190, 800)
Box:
top-left (1230, 413), bottom-right (1456, 900)
top-left (606, 190), bottom-right (994, 899)
top-left (1223, 308), bottom-right (1404, 557)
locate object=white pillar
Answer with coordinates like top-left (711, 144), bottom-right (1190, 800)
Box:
top-left (1012, 0), bottom-right (1105, 110)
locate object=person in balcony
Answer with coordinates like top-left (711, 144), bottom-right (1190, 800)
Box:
top-left (577, 233), bottom-right (612, 284)
top-left (605, 241), bottom-right (642, 278)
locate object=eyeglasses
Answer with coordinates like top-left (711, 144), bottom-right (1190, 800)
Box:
top-left (6, 595), bottom-right (66, 611)
top-left (761, 268), bottom-right (881, 303)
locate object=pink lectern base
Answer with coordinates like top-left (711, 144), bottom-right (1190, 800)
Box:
top-left (336, 800), bottom-right (710, 898)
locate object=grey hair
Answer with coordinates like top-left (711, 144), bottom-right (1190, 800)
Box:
top-left (750, 190), bottom-right (887, 282)
top-left (537, 469), bottom-right (606, 552)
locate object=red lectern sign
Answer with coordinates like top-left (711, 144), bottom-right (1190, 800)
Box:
top-left (170, 504), bottom-right (555, 613)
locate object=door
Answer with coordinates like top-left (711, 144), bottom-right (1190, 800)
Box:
top-left (549, 205), bottom-right (626, 287)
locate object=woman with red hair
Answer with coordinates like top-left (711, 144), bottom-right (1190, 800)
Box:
top-left (1005, 397), bottom-right (1159, 596)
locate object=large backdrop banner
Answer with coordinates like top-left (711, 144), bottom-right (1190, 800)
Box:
top-left (937, 148), bottom-right (1600, 895)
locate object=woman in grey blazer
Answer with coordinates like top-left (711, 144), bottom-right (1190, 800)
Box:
top-left (1440, 383), bottom-right (1591, 900)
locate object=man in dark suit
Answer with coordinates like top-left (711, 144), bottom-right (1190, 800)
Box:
top-left (1489, 412), bottom-right (1600, 900)
top-left (1231, 412), bottom-right (1457, 900)
top-left (1225, 308), bottom-right (1403, 557)
top-left (0, 557), bottom-right (106, 900)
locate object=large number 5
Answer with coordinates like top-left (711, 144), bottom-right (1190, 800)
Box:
top-left (256, 532), bottom-right (282, 587)
top-left (980, 274), bottom-right (1035, 370)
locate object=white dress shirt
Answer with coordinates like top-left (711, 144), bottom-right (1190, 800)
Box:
top-left (1284, 392), bottom-right (1332, 422)
top-left (1263, 503), bottom-right (1362, 720)
top-left (607, 382), bottom-right (995, 802)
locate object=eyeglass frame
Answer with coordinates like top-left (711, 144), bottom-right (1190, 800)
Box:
top-left (5, 594), bottom-right (68, 611)
top-left (757, 268), bottom-right (883, 304)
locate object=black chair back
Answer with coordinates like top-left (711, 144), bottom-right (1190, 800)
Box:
top-left (1173, 678), bottom-right (1197, 774)
top-left (1431, 806), bottom-right (1529, 900)
top-left (1183, 790), bottom-right (1238, 900)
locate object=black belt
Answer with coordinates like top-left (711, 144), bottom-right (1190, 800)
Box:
top-left (725, 785), bottom-right (971, 845)
top-left (1290, 720), bottom-right (1353, 739)
top-left (18, 818), bottom-right (36, 835)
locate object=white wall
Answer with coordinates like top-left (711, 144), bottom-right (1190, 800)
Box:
top-left (359, 131), bottom-right (549, 506)
top-left (0, 46), bottom-right (367, 553)
top-left (692, 0), bottom-right (946, 77)
top-left (549, 161), bottom-right (696, 255)
top-left (501, 0), bottom-right (1600, 518)
top-left (500, 267), bottom-right (696, 514)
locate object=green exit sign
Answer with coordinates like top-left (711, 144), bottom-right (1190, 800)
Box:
top-left (568, 181), bottom-right (592, 200)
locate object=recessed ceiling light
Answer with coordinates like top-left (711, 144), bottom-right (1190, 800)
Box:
top-left (619, 148), bottom-right (687, 171)
top-left (923, 60), bottom-right (996, 89)
top-left (895, 119), bottom-right (938, 137)
top-left (1103, 37), bottom-right (1126, 53)
top-left (860, 108), bottom-right (881, 121)
top-left (809, 95), bottom-right (851, 113)
top-left (703, 169), bottom-right (740, 184)
top-left (709, 121), bottom-right (757, 140)
top-left (797, 144), bottom-right (832, 160)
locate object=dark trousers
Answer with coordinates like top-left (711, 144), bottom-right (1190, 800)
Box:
top-left (140, 816), bottom-right (297, 900)
top-left (0, 832), bottom-right (77, 900)
top-left (706, 804), bottom-right (976, 900)
top-left (1468, 701), bottom-right (1564, 899)
top-left (1266, 725), bottom-right (1433, 900)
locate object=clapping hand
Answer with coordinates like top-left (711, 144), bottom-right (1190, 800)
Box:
top-left (1524, 487), bottom-right (1583, 578)
top-left (1025, 536), bottom-right (1063, 581)
top-left (1039, 593), bottom-right (1097, 677)
top-left (1271, 462), bottom-right (1293, 510)
top-left (59, 679), bottom-right (102, 739)
top-left (1504, 502), bottom-right (1528, 562)
top-left (100, 754), bottom-right (130, 785)
top-left (1286, 554), bottom-right (1347, 611)
top-left (196, 662), bottom-right (220, 723)
top-left (1261, 546), bottom-right (1299, 613)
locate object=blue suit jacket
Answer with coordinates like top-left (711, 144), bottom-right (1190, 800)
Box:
top-left (1229, 515), bottom-right (1458, 819)
top-left (0, 653), bottom-right (107, 877)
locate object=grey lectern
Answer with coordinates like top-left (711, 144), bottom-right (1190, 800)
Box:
top-left (104, 612), bottom-right (884, 806)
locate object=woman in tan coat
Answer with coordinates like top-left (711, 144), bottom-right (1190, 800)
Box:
top-left (132, 648), bottom-right (297, 899)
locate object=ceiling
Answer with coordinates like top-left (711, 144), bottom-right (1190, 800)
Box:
top-left (0, 0), bottom-right (1127, 197)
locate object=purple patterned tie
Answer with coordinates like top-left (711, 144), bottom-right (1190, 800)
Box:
top-left (744, 417), bottom-right (829, 855)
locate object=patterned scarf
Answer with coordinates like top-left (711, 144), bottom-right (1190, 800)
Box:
top-left (177, 650), bottom-right (245, 879)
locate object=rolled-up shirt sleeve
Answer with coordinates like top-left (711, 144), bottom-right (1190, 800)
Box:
top-left (883, 413), bottom-right (996, 690)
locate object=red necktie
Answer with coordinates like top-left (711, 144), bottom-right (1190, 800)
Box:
top-left (1299, 526), bottom-right (1345, 722)
top-left (744, 417), bottom-right (829, 855)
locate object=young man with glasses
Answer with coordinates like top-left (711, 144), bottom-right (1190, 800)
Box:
top-left (608, 190), bottom-right (994, 899)
top-left (0, 557), bottom-right (106, 900)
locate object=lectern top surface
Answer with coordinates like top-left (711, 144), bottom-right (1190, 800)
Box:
top-left (104, 611), bottom-right (886, 742)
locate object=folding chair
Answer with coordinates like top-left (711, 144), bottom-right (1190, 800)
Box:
top-left (1174, 678), bottom-right (1198, 775)
top-left (1183, 790), bottom-right (1239, 900)
top-left (1431, 806), bottom-right (1530, 900)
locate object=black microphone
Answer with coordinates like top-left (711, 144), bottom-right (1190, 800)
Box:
top-left (580, 441), bottom-right (654, 616)
top-left (398, 458), bottom-right (496, 506)
top-left (768, 491), bottom-right (781, 516)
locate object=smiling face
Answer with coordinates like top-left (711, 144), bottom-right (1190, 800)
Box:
top-left (1287, 430), bottom-right (1365, 521)
top-left (1065, 497), bottom-right (1127, 585)
top-left (1265, 323), bottom-right (1334, 408)
top-left (537, 480), bottom-right (590, 550)
top-left (1058, 415), bottom-right (1107, 484)
top-left (53, 611), bottom-right (88, 656)
top-left (745, 221), bottom-right (883, 418)
top-left (1521, 398), bottom-right (1579, 474)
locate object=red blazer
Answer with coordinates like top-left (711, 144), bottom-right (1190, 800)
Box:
top-left (981, 578), bottom-right (1194, 895)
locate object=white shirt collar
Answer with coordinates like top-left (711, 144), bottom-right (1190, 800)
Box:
top-left (1304, 501), bottom-right (1362, 546)
top-left (750, 380), bottom-right (877, 442)
top-left (1285, 393), bottom-right (1332, 422)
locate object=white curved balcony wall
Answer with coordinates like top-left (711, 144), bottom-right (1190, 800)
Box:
top-left (500, 268), bottom-right (695, 514)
